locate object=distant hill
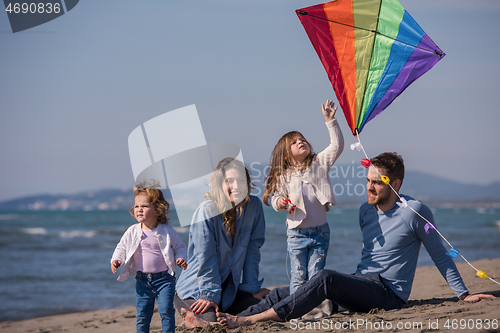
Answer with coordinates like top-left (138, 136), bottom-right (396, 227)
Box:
top-left (403, 171), bottom-right (500, 203)
top-left (1, 167), bottom-right (499, 211)
top-left (0, 189), bottom-right (136, 211)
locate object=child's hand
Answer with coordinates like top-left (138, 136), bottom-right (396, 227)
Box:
top-left (277, 197), bottom-right (287, 210)
top-left (322, 99), bottom-right (338, 122)
top-left (111, 260), bottom-right (122, 274)
top-left (176, 258), bottom-right (187, 270)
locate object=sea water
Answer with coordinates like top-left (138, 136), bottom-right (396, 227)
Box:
top-left (0, 206), bottom-right (499, 322)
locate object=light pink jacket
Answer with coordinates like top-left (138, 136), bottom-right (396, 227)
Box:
top-left (111, 223), bottom-right (187, 281)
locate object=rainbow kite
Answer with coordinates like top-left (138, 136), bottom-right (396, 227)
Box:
top-left (296, 0), bottom-right (445, 135)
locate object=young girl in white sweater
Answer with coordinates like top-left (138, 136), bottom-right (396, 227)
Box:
top-left (263, 100), bottom-right (344, 293)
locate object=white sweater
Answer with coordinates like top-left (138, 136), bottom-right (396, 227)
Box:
top-left (271, 119), bottom-right (344, 228)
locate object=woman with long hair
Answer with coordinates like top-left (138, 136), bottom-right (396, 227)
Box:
top-left (174, 157), bottom-right (268, 327)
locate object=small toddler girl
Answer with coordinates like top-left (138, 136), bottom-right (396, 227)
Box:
top-left (111, 180), bottom-right (187, 333)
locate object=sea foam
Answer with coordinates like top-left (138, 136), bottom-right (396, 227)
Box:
top-left (59, 230), bottom-right (97, 238)
top-left (21, 227), bottom-right (48, 235)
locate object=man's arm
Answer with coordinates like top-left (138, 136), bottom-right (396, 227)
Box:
top-left (415, 201), bottom-right (496, 301)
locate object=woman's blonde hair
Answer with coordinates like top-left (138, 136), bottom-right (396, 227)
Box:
top-left (205, 158), bottom-right (253, 236)
top-left (263, 131), bottom-right (315, 206)
top-left (129, 180), bottom-right (170, 224)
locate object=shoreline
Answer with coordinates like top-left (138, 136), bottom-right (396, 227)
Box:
top-left (2, 258), bottom-right (499, 333)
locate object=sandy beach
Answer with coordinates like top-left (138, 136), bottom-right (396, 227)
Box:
top-left (3, 258), bottom-right (499, 333)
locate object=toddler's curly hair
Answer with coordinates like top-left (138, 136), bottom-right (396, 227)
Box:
top-left (129, 180), bottom-right (170, 224)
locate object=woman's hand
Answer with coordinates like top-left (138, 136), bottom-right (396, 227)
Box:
top-left (277, 197), bottom-right (287, 210)
top-left (176, 258), bottom-right (187, 270)
top-left (190, 298), bottom-right (218, 314)
top-left (111, 260), bottom-right (121, 274)
top-left (252, 288), bottom-right (270, 301)
top-left (322, 99), bottom-right (338, 122)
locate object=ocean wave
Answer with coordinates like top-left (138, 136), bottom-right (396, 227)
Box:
top-left (59, 230), bottom-right (97, 238)
top-left (476, 207), bottom-right (488, 214)
top-left (21, 227), bottom-right (48, 235)
top-left (0, 213), bottom-right (20, 220)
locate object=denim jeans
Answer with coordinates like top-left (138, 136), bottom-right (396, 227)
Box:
top-left (238, 270), bottom-right (405, 321)
top-left (287, 222), bottom-right (330, 293)
top-left (135, 271), bottom-right (176, 333)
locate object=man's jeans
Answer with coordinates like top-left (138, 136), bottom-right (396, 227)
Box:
top-left (239, 269), bottom-right (405, 321)
top-left (287, 222), bottom-right (330, 293)
top-left (136, 271), bottom-right (176, 333)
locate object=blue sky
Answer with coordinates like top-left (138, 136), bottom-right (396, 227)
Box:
top-left (1, 0), bottom-right (499, 202)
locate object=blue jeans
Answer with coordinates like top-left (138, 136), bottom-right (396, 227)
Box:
top-left (287, 222), bottom-right (330, 293)
top-left (135, 271), bottom-right (176, 333)
top-left (238, 270), bottom-right (405, 321)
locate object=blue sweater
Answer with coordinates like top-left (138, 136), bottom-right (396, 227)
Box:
top-left (175, 195), bottom-right (265, 311)
top-left (356, 195), bottom-right (468, 302)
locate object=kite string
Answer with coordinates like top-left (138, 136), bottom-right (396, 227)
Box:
top-left (354, 130), bottom-right (500, 287)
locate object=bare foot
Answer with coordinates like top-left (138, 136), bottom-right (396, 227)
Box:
top-left (180, 308), bottom-right (210, 328)
top-left (217, 312), bottom-right (252, 329)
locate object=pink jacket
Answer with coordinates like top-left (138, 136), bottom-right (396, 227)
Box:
top-left (111, 223), bottom-right (187, 281)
